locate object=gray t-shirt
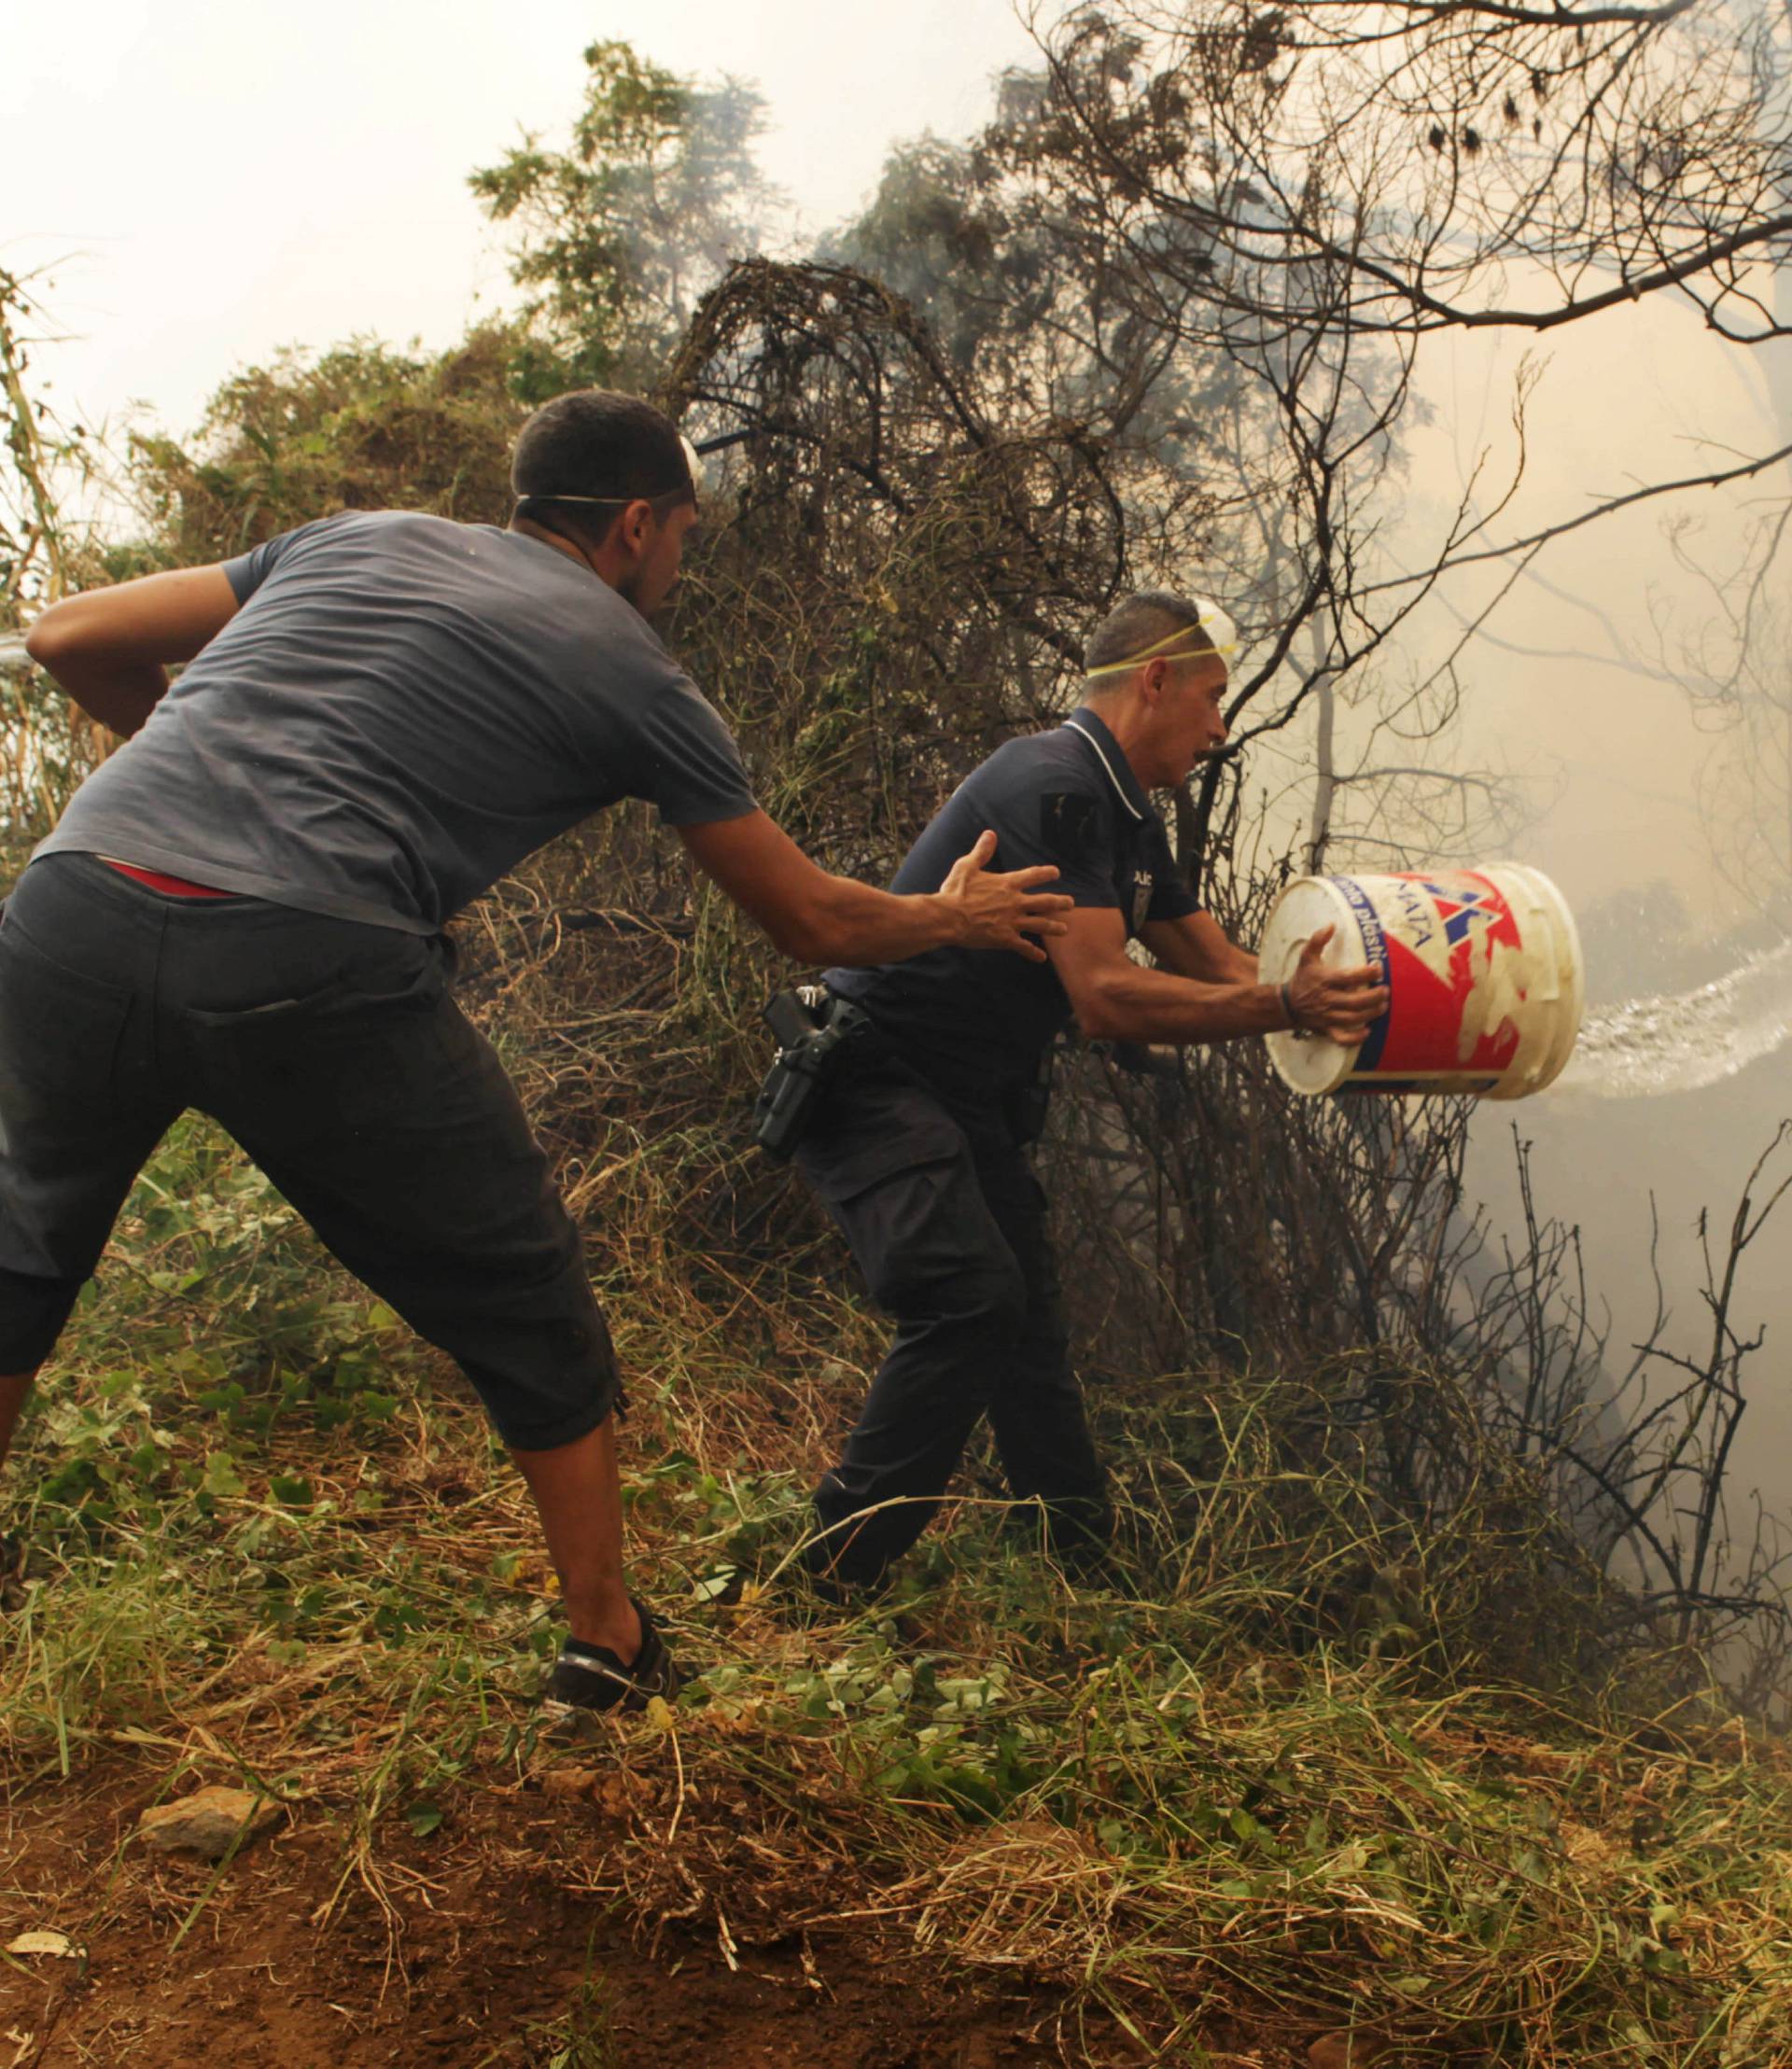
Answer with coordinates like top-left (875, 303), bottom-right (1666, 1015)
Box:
top-left (35, 510), bottom-right (759, 932)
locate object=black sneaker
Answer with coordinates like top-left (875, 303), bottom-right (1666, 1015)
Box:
top-left (791, 1539), bottom-right (893, 1615)
top-left (537, 1597), bottom-right (679, 1729)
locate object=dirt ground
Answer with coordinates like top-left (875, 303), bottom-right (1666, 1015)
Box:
top-left (0, 1760), bottom-right (1146, 2069)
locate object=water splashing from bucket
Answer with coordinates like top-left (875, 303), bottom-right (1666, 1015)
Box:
top-left (1558, 940), bottom-right (1792, 1099)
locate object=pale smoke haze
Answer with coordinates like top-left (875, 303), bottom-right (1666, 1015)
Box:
top-left (1561, 944), bottom-right (1792, 1100)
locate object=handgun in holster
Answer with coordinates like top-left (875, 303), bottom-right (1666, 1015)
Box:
top-left (751, 986), bottom-right (869, 1160)
top-left (1003, 1047), bottom-right (1055, 1146)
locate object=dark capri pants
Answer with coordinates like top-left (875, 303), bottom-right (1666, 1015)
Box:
top-left (0, 854), bottom-right (616, 1448)
top-left (795, 1037), bottom-right (1112, 1586)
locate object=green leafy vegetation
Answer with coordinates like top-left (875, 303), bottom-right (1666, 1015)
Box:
top-left (5, 1125), bottom-right (1791, 2062)
top-left (469, 38), bottom-right (778, 393)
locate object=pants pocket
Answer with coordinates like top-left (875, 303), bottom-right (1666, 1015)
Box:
top-left (187, 944), bottom-right (451, 1127)
top-left (795, 1069), bottom-right (964, 1205)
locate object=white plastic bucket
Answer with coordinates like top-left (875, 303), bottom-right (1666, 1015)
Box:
top-left (1260, 864), bottom-right (1584, 1098)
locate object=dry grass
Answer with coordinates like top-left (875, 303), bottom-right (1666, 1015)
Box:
top-left (5, 1065), bottom-right (1791, 2064)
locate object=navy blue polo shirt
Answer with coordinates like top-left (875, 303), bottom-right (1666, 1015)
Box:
top-left (826, 706), bottom-right (1201, 1088)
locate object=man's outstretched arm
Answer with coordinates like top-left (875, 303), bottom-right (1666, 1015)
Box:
top-left (1050, 907), bottom-right (1388, 1045)
top-left (24, 565), bottom-right (241, 738)
top-left (678, 815), bottom-right (1072, 968)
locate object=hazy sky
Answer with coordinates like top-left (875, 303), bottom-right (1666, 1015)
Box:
top-left (1401, 297), bottom-right (1785, 913)
top-left (8, 0), bottom-right (1039, 438)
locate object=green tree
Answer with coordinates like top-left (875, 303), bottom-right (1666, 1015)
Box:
top-left (469, 38), bottom-right (777, 395)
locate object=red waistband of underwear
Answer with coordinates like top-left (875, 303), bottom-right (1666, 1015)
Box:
top-left (102, 859), bottom-right (232, 899)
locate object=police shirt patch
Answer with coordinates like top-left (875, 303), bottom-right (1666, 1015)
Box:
top-left (1041, 791), bottom-right (1101, 862)
top-left (1131, 870), bottom-right (1154, 932)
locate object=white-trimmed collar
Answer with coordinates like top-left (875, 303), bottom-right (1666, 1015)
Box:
top-left (1063, 715), bottom-right (1145, 823)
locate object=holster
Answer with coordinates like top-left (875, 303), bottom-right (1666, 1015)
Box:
top-left (1002, 1048), bottom-right (1055, 1146)
top-left (751, 988), bottom-right (870, 1161)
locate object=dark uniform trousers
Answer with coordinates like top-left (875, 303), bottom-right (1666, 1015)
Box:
top-left (795, 1041), bottom-right (1112, 1586)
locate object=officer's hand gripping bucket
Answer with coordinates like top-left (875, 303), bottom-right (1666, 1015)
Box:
top-left (1260, 864), bottom-right (1584, 1098)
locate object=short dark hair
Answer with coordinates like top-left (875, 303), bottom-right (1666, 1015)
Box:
top-left (510, 390), bottom-right (693, 542)
top-left (1083, 590), bottom-right (1212, 690)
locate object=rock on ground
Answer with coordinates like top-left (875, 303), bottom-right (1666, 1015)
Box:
top-left (136, 1785), bottom-right (283, 1862)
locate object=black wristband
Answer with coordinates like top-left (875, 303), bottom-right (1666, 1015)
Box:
top-left (1280, 981), bottom-right (1300, 1032)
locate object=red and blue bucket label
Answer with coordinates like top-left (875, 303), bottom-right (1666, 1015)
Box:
top-left (1336, 872), bottom-right (1523, 1083)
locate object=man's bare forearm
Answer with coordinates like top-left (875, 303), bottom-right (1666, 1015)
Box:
top-left (679, 817), bottom-right (1066, 969)
top-left (777, 874), bottom-right (965, 966)
top-left (1077, 961), bottom-right (1288, 1043)
top-left (23, 564), bottom-right (241, 738)
top-left (25, 651), bottom-right (168, 739)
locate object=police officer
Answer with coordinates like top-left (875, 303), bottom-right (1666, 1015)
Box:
top-left (9, 389), bottom-right (1072, 1720)
top-left (798, 589), bottom-right (1390, 1587)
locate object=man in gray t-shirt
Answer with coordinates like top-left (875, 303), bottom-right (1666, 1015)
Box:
top-left (10, 388), bottom-right (1072, 1723)
top-left (38, 504), bottom-right (763, 930)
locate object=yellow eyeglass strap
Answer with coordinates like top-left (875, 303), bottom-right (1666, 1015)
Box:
top-left (1083, 597), bottom-right (1238, 678)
